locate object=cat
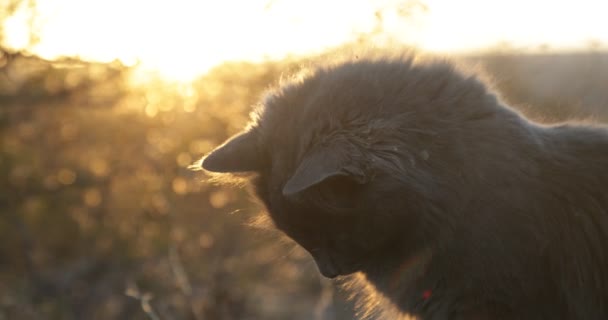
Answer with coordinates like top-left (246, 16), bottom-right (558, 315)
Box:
top-left (199, 52), bottom-right (608, 319)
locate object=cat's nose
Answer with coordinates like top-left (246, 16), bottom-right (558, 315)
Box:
top-left (318, 262), bottom-right (340, 279)
top-left (311, 251), bottom-right (341, 278)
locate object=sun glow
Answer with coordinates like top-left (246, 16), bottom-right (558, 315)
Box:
top-left (3, 0), bottom-right (608, 82)
top-left (418, 0), bottom-right (608, 53)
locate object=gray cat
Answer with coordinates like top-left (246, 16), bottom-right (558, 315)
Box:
top-left (200, 53), bottom-right (608, 319)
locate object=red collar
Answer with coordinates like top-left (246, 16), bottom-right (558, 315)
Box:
top-left (422, 289), bottom-right (432, 300)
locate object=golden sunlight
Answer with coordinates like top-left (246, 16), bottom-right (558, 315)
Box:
top-left (3, 0), bottom-right (608, 82)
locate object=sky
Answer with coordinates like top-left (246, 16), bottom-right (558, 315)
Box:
top-left (3, 0), bottom-right (608, 81)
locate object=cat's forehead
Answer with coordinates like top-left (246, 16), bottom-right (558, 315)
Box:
top-left (256, 62), bottom-right (396, 142)
top-left (250, 56), bottom-right (484, 163)
top-left (256, 91), bottom-right (362, 165)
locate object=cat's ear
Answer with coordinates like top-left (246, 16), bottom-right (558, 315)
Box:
top-left (282, 146), bottom-right (367, 196)
top-left (201, 131), bottom-right (262, 173)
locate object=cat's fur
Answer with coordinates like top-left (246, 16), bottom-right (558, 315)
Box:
top-left (199, 52), bottom-right (608, 319)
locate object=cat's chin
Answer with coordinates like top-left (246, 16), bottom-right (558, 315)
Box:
top-left (318, 267), bottom-right (358, 279)
top-left (319, 270), bottom-right (339, 279)
top-left (314, 259), bottom-right (360, 279)
top-left (319, 268), bottom-right (356, 279)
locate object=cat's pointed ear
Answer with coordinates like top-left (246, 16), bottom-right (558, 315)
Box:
top-left (282, 147), bottom-right (367, 196)
top-left (201, 131), bottom-right (262, 173)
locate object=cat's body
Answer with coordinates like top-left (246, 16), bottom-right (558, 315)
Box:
top-left (200, 53), bottom-right (608, 319)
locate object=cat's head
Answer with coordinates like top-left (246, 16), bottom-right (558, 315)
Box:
top-left (200, 55), bottom-right (503, 278)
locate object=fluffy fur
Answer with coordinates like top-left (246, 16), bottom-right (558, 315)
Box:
top-left (199, 52), bottom-right (608, 319)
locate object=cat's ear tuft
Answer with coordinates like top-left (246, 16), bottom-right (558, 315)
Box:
top-left (282, 147), bottom-right (367, 196)
top-left (201, 131), bottom-right (262, 173)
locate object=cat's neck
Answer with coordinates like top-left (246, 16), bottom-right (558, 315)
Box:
top-left (361, 246), bottom-right (436, 311)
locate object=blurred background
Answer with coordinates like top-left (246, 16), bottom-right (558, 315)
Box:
top-left (0, 0), bottom-right (607, 319)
